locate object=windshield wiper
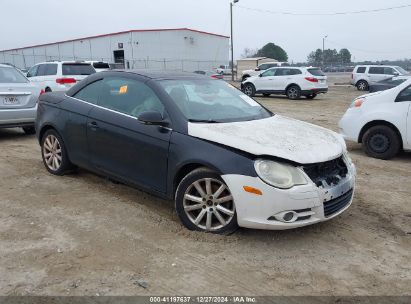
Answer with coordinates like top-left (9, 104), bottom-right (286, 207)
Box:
top-left (188, 119), bottom-right (221, 123)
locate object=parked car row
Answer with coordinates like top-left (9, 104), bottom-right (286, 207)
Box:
top-left (323, 66), bottom-right (354, 73)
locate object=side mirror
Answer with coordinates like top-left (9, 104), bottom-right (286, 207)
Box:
top-left (26, 73), bottom-right (31, 78)
top-left (255, 68), bottom-right (260, 71)
top-left (393, 72), bottom-right (399, 76)
top-left (138, 111), bottom-right (168, 127)
top-left (259, 74), bottom-right (263, 77)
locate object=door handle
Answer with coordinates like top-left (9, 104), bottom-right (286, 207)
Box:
top-left (88, 121), bottom-right (99, 130)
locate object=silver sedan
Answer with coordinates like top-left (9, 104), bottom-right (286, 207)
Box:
top-left (0, 64), bottom-right (40, 134)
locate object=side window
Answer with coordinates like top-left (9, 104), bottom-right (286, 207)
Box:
top-left (37, 64), bottom-right (57, 76)
top-left (45, 64), bottom-right (58, 76)
top-left (356, 67), bottom-right (366, 73)
top-left (98, 77), bottom-right (165, 118)
top-left (369, 67), bottom-right (384, 74)
top-left (73, 80), bottom-right (103, 104)
top-left (36, 64), bottom-right (47, 77)
top-left (259, 64), bottom-right (269, 70)
top-left (289, 69), bottom-right (302, 75)
top-left (384, 67), bottom-right (395, 75)
top-left (275, 69), bottom-right (289, 76)
top-left (27, 65), bottom-right (38, 77)
top-left (261, 69), bottom-right (276, 77)
top-left (396, 86), bottom-right (411, 103)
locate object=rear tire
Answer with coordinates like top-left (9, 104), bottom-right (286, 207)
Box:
top-left (41, 129), bottom-right (74, 175)
top-left (175, 168), bottom-right (238, 234)
top-left (356, 80), bottom-right (369, 91)
top-left (286, 85), bottom-right (301, 100)
top-left (22, 126), bottom-right (36, 135)
top-left (362, 125), bottom-right (401, 160)
top-left (243, 83), bottom-right (256, 97)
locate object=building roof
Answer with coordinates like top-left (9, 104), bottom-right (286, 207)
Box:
top-left (1, 28), bottom-right (230, 52)
top-left (237, 57), bottom-right (278, 62)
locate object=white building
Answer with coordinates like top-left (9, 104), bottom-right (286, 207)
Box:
top-left (0, 28), bottom-right (229, 72)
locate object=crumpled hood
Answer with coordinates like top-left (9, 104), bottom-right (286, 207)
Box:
top-left (188, 115), bottom-right (345, 164)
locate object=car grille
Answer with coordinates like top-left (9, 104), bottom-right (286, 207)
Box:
top-left (303, 156), bottom-right (348, 187)
top-left (323, 189), bottom-right (353, 217)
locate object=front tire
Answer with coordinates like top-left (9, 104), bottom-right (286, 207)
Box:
top-left (41, 129), bottom-right (74, 175)
top-left (175, 168), bottom-right (238, 234)
top-left (243, 83), bottom-right (256, 97)
top-left (22, 126), bottom-right (36, 135)
top-left (362, 125), bottom-right (401, 160)
top-left (286, 85), bottom-right (301, 100)
top-left (356, 80), bottom-right (369, 91)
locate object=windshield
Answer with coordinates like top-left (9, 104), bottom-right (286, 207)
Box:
top-left (395, 66), bottom-right (409, 75)
top-left (62, 63), bottom-right (95, 75)
top-left (0, 67), bottom-right (28, 83)
top-left (307, 68), bottom-right (325, 76)
top-left (160, 79), bottom-right (272, 123)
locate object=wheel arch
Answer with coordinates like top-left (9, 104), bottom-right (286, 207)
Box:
top-left (358, 120), bottom-right (403, 148)
top-left (173, 162), bottom-right (222, 196)
top-left (285, 83), bottom-right (301, 91)
top-left (38, 124), bottom-right (58, 144)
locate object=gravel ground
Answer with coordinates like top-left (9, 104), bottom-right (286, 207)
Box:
top-left (0, 85), bottom-right (410, 296)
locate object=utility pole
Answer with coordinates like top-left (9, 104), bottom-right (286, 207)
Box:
top-left (322, 35), bottom-right (328, 68)
top-left (230, 0), bottom-right (239, 81)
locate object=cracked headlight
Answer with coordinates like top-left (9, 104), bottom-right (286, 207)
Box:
top-left (254, 160), bottom-right (308, 189)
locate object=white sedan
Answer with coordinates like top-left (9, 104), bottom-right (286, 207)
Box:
top-left (339, 79), bottom-right (411, 159)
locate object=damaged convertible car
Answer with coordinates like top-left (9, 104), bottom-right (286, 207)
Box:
top-left (36, 71), bottom-right (356, 234)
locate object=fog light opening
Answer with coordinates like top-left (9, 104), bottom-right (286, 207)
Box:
top-left (274, 211), bottom-right (298, 223)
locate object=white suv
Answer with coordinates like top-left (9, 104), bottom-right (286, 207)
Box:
top-left (26, 61), bottom-right (96, 92)
top-left (242, 67), bottom-right (328, 100)
top-left (351, 65), bottom-right (409, 91)
top-left (241, 62), bottom-right (289, 81)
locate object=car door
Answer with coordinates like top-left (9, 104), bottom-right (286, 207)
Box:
top-left (273, 68), bottom-right (292, 91)
top-left (395, 85), bottom-right (411, 148)
top-left (368, 67), bottom-right (388, 84)
top-left (87, 76), bottom-right (171, 194)
top-left (254, 68), bottom-right (276, 91)
top-left (64, 78), bottom-right (104, 168)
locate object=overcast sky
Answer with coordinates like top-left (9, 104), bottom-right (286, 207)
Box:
top-left (1, 0), bottom-right (410, 62)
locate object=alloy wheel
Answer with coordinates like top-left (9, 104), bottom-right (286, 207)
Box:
top-left (183, 178), bottom-right (235, 231)
top-left (288, 87), bottom-right (298, 99)
top-left (43, 134), bottom-right (62, 171)
top-left (244, 85), bottom-right (253, 96)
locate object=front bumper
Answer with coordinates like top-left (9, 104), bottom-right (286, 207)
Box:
top-left (0, 105), bottom-right (37, 128)
top-left (338, 108), bottom-right (362, 142)
top-left (222, 161), bottom-right (356, 230)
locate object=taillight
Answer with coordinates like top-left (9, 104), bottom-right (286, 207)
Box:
top-left (305, 77), bottom-right (319, 83)
top-left (56, 78), bottom-right (76, 84)
top-left (351, 74), bottom-right (354, 79)
top-left (39, 89), bottom-right (45, 96)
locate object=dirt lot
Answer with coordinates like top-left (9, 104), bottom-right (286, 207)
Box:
top-left (0, 85), bottom-right (410, 296)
